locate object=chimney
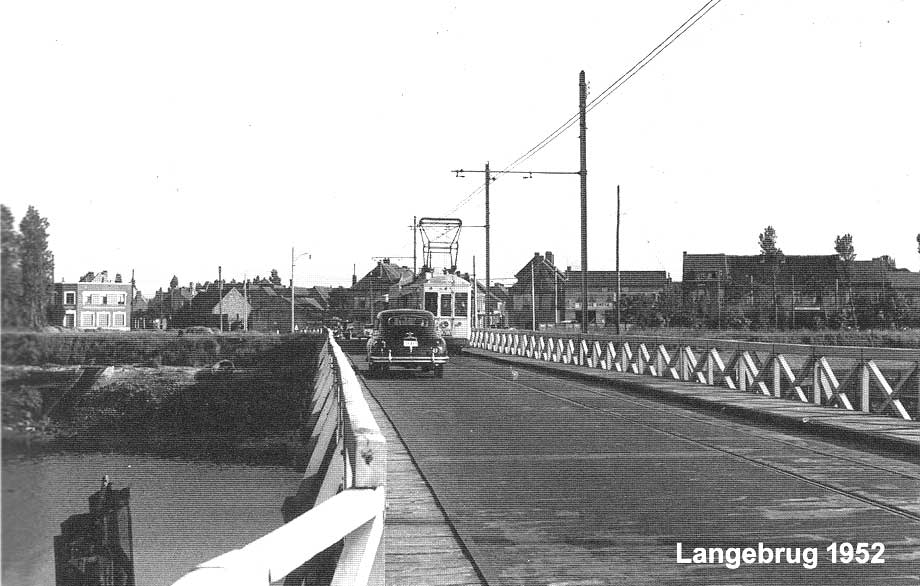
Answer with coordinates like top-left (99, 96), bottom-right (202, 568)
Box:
top-left (545, 251), bottom-right (554, 265)
top-left (534, 251), bottom-right (540, 257)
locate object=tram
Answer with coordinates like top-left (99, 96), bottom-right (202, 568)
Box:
top-left (390, 269), bottom-right (472, 350)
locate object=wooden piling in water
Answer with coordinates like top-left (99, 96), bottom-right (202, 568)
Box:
top-left (54, 476), bottom-right (135, 586)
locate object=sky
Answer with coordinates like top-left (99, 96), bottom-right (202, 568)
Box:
top-left (2, 1), bottom-right (918, 297)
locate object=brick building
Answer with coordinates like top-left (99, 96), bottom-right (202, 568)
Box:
top-left (564, 268), bottom-right (671, 327)
top-left (51, 271), bottom-right (133, 331)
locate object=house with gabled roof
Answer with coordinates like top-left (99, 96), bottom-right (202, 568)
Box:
top-left (350, 259), bottom-right (415, 323)
top-left (173, 284), bottom-right (251, 330)
top-left (507, 251), bottom-right (567, 329)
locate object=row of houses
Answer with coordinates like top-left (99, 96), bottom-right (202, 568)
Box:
top-left (503, 250), bottom-right (920, 330)
top-left (48, 249), bottom-right (920, 332)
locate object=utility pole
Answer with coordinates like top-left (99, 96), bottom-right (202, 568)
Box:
top-left (531, 261), bottom-right (536, 330)
top-left (218, 265), bottom-right (223, 332)
top-left (412, 215), bottom-right (418, 275)
top-left (472, 256), bottom-right (477, 329)
top-left (616, 185), bottom-right (621, 335)
top-left (291, 247), bottom-right (295, 334)
top-left (452, 165), bottom-right (579, 327)
top-left (130, 269), bottom-right (135, 330)
top-left (554, 270), bottom-right (559, 325)
top-left (485, 162), bottom-right (491, 326)
top-left (579, 70), bottom-right (589, 334)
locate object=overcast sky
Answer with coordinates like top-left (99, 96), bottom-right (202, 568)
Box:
top-left (2, 1), bottom-right (918, 296)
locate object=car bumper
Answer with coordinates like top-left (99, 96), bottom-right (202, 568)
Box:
top-left (368, 353), bottom-right (448, 365)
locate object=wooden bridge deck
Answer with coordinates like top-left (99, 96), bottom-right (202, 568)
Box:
top-left (360, 367), bottom-right (485, 586)
top-left (352, 350), bottom-right (920, 586)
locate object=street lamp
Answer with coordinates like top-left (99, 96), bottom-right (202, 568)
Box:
top-left (291, 248), bottom-right (311, 333)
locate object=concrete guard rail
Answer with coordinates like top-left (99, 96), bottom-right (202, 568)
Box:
top-left (471, 328), bottom-right (920, 421)
top-left (173, 332), bottom-right (387, 586)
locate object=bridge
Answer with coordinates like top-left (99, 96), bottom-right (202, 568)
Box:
top-left (173, 329), bottom-right (920, 586)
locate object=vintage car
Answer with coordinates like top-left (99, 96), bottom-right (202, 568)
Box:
top-left (366, 309), bottom-right (448, 377)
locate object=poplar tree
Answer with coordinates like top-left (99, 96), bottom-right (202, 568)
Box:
top-left (1, 204), bottom-right (23, 327)
top-left (18, 206), bottom-right (53, 329)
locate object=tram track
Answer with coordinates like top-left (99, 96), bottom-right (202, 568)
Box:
top-left (462, 358), bottom-right (920, 524)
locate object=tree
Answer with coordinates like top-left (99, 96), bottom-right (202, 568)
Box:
top-left (18, 206), bottom-right (53, 329)
top-left (758, 226), bottom-right (784, 328)
top-left (758, 225), bottom-right (782, 258)
top-left (269, 269), bottom-right (282, 286)
top-left (169, 275), bottom-right (179, 290)
top-left (916, 233), bottom-right (919, 254)
top-left (1, 205), bottom-right (23, 327)
top-left (834, 234), bottom-right (855, 263)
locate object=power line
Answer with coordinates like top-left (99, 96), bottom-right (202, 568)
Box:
top-left (442, 0), bottom-right (723, 219)
top-left (510, 0), bottom-right (724, 172)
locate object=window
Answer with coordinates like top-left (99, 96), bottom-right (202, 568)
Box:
top-left (424, 292), bottom-right (438, 314)
top-left (387, 315), bottom-right (430, 327)
top-left (91, 294), bottom-right (102, 305)
top-left (440, 294), bottom-right (452, 317)
top-left (454, 293), bottom-right (468, 318)
top-left (64, 313), bottom-right (75, 328)
top-left (117, 294), bottom-right (126, 305)
top-left (65, 291), bottom-right (76, 305)
top-left (113, 312), bottom-right (126, 327)
top-left (97, 312), bottom-right (110, 327)
top-left (80, 312), bottom-right (94, 328)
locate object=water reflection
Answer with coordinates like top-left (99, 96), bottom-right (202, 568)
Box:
top-left (2, 450), bottom-right (303, 586)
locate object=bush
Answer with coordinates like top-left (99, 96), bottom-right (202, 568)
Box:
top-left (1, 332), bottom-right (322, 366)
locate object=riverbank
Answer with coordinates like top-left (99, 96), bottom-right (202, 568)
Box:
top-left (2, 334), bottom-right (323, 466)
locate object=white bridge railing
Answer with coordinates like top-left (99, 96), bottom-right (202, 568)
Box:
top-left (173, 332), bottom-right (386, 586)
top-left (471, 328), bottom-right (920, 421)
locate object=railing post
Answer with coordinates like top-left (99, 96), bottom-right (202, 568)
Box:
top-left (813, 359), bottom-right (822, 406)
top-left (772, 354), bottom-right (781, 398)
top-left (861, 359), bottom-right (871, 413)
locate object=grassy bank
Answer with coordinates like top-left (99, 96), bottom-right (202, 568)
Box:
top-left (1, 335), bottom-right (326, 465)
top-left (1, 330), bottom-right (318, 367)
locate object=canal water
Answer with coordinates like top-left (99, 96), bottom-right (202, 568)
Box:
top-left (2, 450), bottom-right (305, 586)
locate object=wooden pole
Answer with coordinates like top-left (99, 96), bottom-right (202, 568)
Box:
top-left (616, 185), bottom-right (621, 335)
top-left (55, 476), bottom-right (135, 586)
top-left (485, 162), bottom-right (491, 327)
top-left (579, 71), bottom-right (589, 334)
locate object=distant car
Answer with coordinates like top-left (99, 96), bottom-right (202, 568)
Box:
top-left (366, 309), bottom-right (448, 377)
top-left (347, 323), bottom-right (373, 339)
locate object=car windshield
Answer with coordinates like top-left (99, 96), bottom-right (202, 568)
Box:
top-left (386, 315), bottom-right (431, 327)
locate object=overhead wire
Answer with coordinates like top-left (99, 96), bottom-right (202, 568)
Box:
top-left (506, 0), bottom-right (724, 173)
top-left (434, 0), bottom-right (724, 266)
top-left (444, 0), bottom-right (723, 215)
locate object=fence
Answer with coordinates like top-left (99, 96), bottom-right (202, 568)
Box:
top-left (471, 328), bottom-right (920, 421)
top-left (172, 331), bottom-right (386, 586)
